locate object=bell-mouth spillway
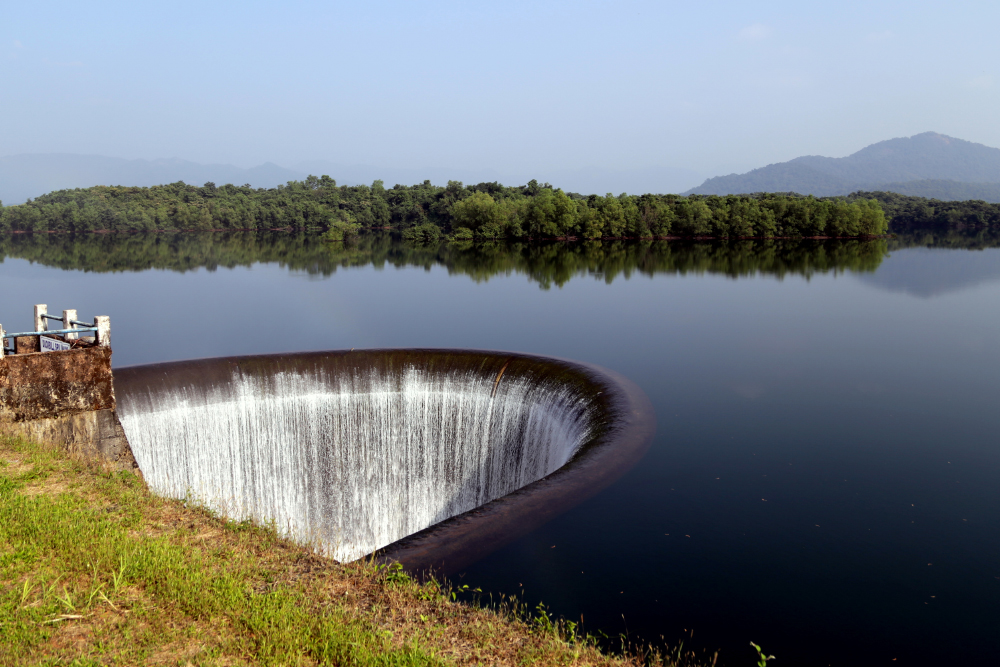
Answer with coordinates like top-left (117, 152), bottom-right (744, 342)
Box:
top-left (114, 349), bottom-right (655, 574)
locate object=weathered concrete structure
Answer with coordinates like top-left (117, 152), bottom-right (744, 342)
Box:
top-left (0, 306), bottom-right (136, 471)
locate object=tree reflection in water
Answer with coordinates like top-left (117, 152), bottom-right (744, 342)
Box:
top-left (0, 231), bottom-right (916, 289)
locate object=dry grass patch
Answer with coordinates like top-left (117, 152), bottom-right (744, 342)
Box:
top-left (0, 436), bottom-right (713, 667)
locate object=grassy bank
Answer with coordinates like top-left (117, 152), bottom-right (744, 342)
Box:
top-left (0, 436), bottom-right (713, 666)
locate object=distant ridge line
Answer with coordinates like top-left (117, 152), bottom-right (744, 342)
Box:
top-left (685, 132), bottom-right (1000, 202)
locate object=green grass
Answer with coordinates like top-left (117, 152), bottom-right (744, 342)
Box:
top-left (0, 436), bottom-right (714, 666)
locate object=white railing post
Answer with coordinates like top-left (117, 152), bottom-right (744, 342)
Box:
top-left (95, 316), bottom-right (111, 348)
top-left (63, 309), bottom-right (77, 341)
top-left (34, 304), bottom-right (48, 332)
top-left (0, 325), bottom-right (5, 358)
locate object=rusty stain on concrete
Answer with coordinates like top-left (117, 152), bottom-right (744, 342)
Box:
top-left (15, 336), bottom-right (40, 354)
top-left (0, 345), bottom-right (138, 471)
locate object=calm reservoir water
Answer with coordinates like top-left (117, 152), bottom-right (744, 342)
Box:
top-left (2, 233), bottom-right (998, 666)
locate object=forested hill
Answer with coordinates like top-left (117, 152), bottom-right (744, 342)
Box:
top-left (854, 191), bottom-right (1000, 230)
top-left (863, 180), bottom-right (1000, 203)
top-left (0, 154), bottom-right (308, 206)
top-left (687, 132), bottom-right (1000, 200)
top-left (0, 178), bottom-right (887, 239)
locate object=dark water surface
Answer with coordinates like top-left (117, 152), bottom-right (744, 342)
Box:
top-left (2, 233), bottom-right (999, 666)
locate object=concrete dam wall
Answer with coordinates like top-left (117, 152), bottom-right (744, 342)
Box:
top-left (0, 336), bottom-right (137, 472)
top-left (115, 350), bottom-right (654, 571)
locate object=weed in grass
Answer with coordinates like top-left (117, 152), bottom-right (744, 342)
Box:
top-left (54, 586), bottom-right (77, 613)
top-left (18, 577), bottom-right (36, 606)
top-left (381, 561), bottom-right (412, 587)
top-left (751, 641), bottom-right (776, 666)
top-left (110, 555), bottom-right (129, 594)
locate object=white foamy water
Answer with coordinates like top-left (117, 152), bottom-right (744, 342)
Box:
top-left (118, 364), bottom-right (596, 561)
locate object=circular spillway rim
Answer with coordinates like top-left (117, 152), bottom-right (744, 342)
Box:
top-left (368, 349), bottom-right (655, 576)
top-left (113, 348), bottom-right (656, 576)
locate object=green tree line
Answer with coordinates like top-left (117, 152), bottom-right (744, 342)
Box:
top-left (0, 177), bottom-right (887, 238)
top-left (850, 191), bottom-right (1000, 230)
top-left (0, 231), bottom-right (889, 289)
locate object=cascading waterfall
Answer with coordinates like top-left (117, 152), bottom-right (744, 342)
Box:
top-left (117, 352), bottom-right (606, 562)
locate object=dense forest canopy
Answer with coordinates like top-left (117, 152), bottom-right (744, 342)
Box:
top-left (852, 191), bottom-right (1000, 230)
top-left (0, 177), bottom-right (888, 239)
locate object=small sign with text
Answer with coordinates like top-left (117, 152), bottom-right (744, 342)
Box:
top-left (40, 336), bottom-right (71, 352)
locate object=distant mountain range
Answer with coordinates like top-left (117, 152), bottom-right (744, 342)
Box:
top-left (0, 154), bottom-right (703, 205)
top-left (685, 132), bottom-right (1000, 202)
top-left (5, 133), bottom-right (1000, 205)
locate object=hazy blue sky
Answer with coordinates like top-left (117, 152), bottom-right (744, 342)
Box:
top-left (3, 0), bottom-right (999, 178)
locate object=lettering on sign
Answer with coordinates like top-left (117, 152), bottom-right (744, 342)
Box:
top-left (40, 336), bottom-right (71, 352)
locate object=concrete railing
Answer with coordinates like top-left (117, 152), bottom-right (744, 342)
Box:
top-left (0, 304), bottom-right (110, 357)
